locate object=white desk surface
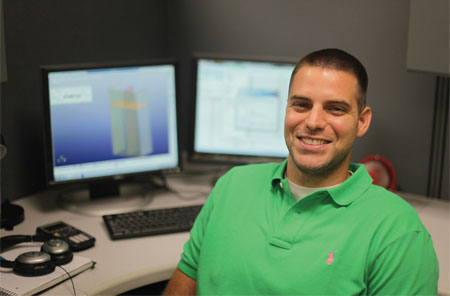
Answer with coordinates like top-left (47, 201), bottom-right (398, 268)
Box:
top-left (1, 175), bottom-right (449, 295)
top-left (0, 174), bottom-right (211, 295)
top-left (398, 192), bottom-right (450, 295)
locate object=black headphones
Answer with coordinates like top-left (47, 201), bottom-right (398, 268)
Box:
top-left (0, 235), bottom-right (73, 276)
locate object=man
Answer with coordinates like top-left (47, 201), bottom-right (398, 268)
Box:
top-left (164, 48), bottom-right (439, 295)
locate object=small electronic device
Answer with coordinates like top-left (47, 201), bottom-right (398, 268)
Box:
top-left (36, 221), bottom-right (95, 251)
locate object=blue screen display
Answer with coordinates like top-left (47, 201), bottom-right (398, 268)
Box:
top-left (46, 63), bottom-right (178, 182)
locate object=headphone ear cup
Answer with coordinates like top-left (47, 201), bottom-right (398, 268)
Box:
top-left (13, 251), bottom-right (55, 276)
top-left (41, 239), bottom-right (73, 265)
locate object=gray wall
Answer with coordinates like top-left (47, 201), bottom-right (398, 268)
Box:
top-left (168, 0), bottom-right (440, 196)
top-left (1, 0), bottom-right (169, 201)
top-left (1, 0), bottom-right (447, 201)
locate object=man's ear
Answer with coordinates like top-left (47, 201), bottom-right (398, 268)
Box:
top-left (357, 106), bottom-right (372, 137)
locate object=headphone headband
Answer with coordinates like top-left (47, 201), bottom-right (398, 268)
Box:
top-left (0, 235), bottom-right (49, 252)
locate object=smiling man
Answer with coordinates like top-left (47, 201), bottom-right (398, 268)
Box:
top-left (164, 48), bottom-right (438, 295)
top-left (284, 57), bottom-right (371, 188)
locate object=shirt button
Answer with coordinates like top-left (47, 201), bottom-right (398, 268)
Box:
top-left (279, 182), bottom-right (284, 189)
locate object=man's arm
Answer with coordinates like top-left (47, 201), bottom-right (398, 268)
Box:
top-left (163, 268), bottom-right (197, 296)
top-left (368, 230), bottom-right (438, 295)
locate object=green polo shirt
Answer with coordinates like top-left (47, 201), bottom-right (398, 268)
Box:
top-left (178, 160), bottom-right (439, 295)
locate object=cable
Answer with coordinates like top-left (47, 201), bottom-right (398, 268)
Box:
top-left (134, 166), bottom-right (231, 201)
top-left (57, 265), bottom-right (76, 296)
top-left (156, 175), bottom-right (212, 201)
top-left (167, 186), bottom-right (210, 201)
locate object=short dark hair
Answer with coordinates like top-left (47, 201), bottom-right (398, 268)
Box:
top-left (289, 48), bottom-right (368, 113)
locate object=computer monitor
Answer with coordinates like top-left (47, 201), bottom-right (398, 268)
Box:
top-left (190, 56), bottom-right (296, 164)
top-left (41, 59), bottom-right (180, 216)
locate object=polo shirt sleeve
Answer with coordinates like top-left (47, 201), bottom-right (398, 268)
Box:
top-left (177, 181), bottom-right (217, 280)
top-left (367, 229), bottom-right (439, 295)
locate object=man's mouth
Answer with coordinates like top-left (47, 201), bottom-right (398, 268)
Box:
top-left (299, 137), bottom-right (331, 145)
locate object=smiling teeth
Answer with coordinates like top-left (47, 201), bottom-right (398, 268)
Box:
top-left (301, 138), bottom-right (327, 145)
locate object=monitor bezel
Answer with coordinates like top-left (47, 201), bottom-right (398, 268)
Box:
top-left (41, 58), bottom-right (182, 189)
top-left (188, 53), bottom-right (297, 165)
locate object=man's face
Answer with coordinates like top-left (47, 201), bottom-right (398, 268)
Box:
top-left (284, 65), bottom-right (371, 182)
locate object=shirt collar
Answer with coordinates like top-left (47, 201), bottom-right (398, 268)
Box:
top-left (271, 160), bottom-right (373, 206)
top-left (327, 163), bottom-right (373, 206)
top-left (271, 159), bottom-right (288, 188)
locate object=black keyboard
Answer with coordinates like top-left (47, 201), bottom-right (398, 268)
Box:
top-left (102, 205), bottom-right (203, 240)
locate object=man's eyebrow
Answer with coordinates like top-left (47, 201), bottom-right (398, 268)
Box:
top-left (326, 100), bottom-right (351, 108)
top-left (289, 95), bottom-right (310, 101)
top-left (289, 96), bottom-right (350, 105)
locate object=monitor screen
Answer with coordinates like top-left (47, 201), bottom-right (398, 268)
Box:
top-left (41, 60), bottom-right (180, 215)
top-left (191, 57), bottom-right (296, 163)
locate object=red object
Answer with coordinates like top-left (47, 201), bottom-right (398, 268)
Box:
top-left (368, 170), bottom-right (378, 184)
top-left (360, 155), bottom-right (397, 191)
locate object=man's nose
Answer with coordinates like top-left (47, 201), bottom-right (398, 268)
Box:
top-left (305, 106), bottom-right (326, 131)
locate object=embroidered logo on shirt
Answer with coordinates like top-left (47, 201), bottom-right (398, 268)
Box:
top-left (326, 252), bottom-right (336, 265)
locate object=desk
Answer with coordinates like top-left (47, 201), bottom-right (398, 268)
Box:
top-left (1, 174), bottom-right (449, 295)
top-left (398, 192), bottom-right (450, 295)
top-left (0, 173), bottom-right (212, 295)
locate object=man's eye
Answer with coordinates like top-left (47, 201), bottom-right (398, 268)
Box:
top-left (327, 106), bottom-right (346, 113)
top-left (293, 102), bottom-right (309, 108)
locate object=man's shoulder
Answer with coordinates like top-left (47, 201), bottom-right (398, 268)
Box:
top-left (362, 185), bottom-right (426, 230)
top-left (213, 161), bottom-right (284, 190)
top-left (365, 185), bottom-right (412, 209)
top-left (225, 161), bottom-right (284, 178)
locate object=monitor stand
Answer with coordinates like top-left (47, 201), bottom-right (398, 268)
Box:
top-left (57, 180), bottom-right (155, 217)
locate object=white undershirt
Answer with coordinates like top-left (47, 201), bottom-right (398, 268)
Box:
top-left (287, 171), bottom-right (354, 201)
